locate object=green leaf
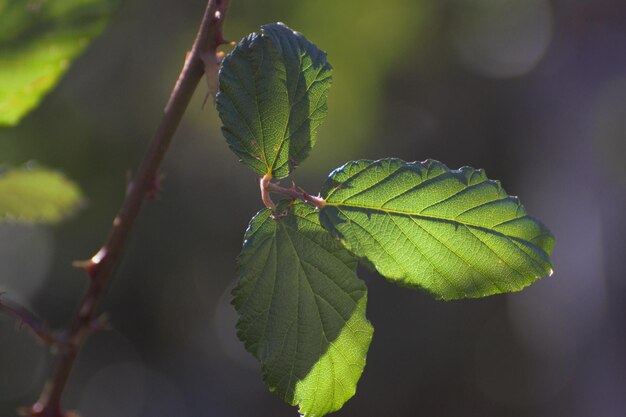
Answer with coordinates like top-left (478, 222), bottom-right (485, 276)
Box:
top-left (233, 201), bottom-right (373, 417)
top-left (217, 23), bottom-right (332, 179)
top-left (0, 0), bottom-right (117, 126)
top-left (0, 166), bottom-right (83, 223)
top-left (319, 158), bottom-right (554, 300)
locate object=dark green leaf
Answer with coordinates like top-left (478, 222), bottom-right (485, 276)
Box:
top-left (234, 201), bottom-right (372, 416)
top-left (217, 23), bottom-right (332, 179)
top-left (319, 159), bottom-right (554, 300)
top-left (0, 0), bottom-right (117, 126)
top-left (0, 166), bottom-right (83, 223)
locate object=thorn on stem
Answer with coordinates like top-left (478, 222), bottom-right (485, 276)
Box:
top-left (72, 247), bottom-right (108, 279)
top-left (90, 314), bottom-right (111, 334)
top-left (71, 259), bottom-right (95, 276)
top-left (25, 403), bottom-right (80, 417)
top-left (125, 170), bottom-right (135, 196)
top-left (147, 174), bottom-right (164, 200)
top-left (201, 50), bottom-right (221, 107)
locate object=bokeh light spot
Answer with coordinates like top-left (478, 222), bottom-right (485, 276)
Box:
top-left (451, 0), bottom-right (553, 78)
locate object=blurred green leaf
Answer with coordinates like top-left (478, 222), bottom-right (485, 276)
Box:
top-left (319, 158), bottom-right (554, 300)
top-left (217, 23), bottom-right (332, 179)
top-left (0, 166), bottom-right (83, 223)
top-left (233, 201), bottom-right (372, 417)
top-left (0, 0), bottom-right (117, 126)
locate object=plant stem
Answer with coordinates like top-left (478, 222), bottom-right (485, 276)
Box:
top-left (264, 178), bottom-right (326, 208)
top-left (29, 1), bottom-right (230, 415)
top-left (260, 174), bottom-right (276, 209)
top-left (0, 296), bottom-right (55, 346)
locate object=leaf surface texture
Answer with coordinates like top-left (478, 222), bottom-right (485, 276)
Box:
top-left (217, 23), bottom-right (332, 178)
top-left (234, 202), bottom-right (372, 416)
top-left (320, 158), bottom-right (554, 300)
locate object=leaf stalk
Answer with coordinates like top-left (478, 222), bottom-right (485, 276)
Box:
top-left (266, 180), bottom-right (326, 208)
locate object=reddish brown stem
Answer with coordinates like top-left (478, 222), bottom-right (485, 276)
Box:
top-left (0, 296), bottom-right (55, 346)
top-left (29, 1), bottom-right (230, 416)
top-left (266, 180), bottom-right (326, 208)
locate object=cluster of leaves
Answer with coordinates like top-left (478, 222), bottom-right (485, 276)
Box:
top-left (0, 0), bottom-right (117, 224)
top-left (217, 23), bottom-right (554, 416)
top-left (0, 4), bottom-right (554, 415)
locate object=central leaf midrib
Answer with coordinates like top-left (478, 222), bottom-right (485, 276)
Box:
top-left (324, 201), bottom-right (538, 249)
top-left (252, 43), bottom-right (271, 173)
top-left (268, 52), bottom-right (326, 175)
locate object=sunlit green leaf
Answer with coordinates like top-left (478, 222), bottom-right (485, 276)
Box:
top-left (234, 201), bottom-right (372, 417)
top-left (0, 166), bottom-right (83, 223)
top-left (217, 23), bottom-right (332, 179)
top-left (319, 158), bottom-right (554, 300)
top-left (0, 0), bottom-right (117, 126)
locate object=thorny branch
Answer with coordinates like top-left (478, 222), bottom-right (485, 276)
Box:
top-left (0, 1), bottom-right (232, 416)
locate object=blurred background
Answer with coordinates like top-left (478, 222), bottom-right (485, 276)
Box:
top-left (1, 0), bottom-right (625, 416)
